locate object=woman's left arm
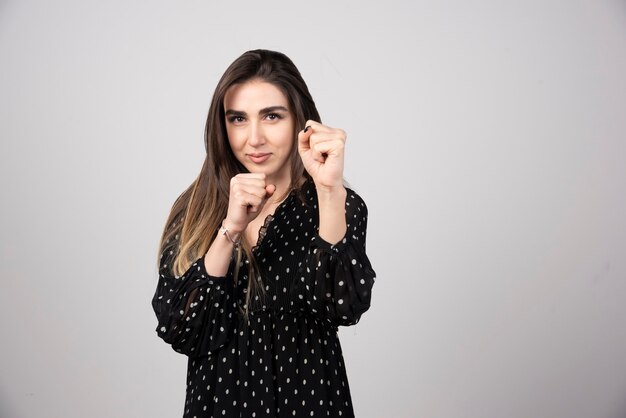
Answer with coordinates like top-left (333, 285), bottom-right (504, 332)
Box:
top-left (295, 187), bottom-right (377, 326)
top-left (295, 121), bottom-right (376, 326)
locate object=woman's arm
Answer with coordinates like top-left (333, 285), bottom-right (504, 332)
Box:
top-left (152, 244), bottom-right (236, 357)
top-left (295, 121), bottom-right (376, 325)
top-left (294, 188), bottom-right (377, 327)
top-left (317, 185), bottom-right (347, 245)
top-left (204, 218), bottom-right (241, 276)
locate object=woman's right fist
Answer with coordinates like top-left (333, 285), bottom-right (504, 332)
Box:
top-left (223, 173), bottom-right (276, 234)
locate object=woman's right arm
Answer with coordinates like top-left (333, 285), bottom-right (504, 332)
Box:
top-left (153, 173), bottom-right (275, 356)
top-left (203, 218), bottom-right (242, 276)
top-left (151, 239), bottom-right (237, 358)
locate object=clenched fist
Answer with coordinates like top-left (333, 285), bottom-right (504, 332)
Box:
top-left (223, 173), bottom-right (276, 234)
top-left (298, 120), bottom-right (346, 191)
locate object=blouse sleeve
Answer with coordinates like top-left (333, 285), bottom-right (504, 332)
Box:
top-left (294, 189), bottom-right (377, 327)
top-left (151, 248), bottom-right (237, 358)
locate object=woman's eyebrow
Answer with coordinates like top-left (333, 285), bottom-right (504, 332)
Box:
top-left (259, 105), bottom-right (289, 115)
top-left (224, 105), bottom-right (289, 117)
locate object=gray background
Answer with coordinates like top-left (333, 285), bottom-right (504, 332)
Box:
top-left (1, 0), bottom-right (625, 417)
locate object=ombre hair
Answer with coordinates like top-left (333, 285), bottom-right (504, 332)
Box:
top-left (157, 49), bottom-right (322, 318)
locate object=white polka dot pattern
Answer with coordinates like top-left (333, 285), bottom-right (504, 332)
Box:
top-left (152, 178), bottom-right (376, 417)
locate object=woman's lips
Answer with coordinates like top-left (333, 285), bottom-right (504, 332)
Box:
top-left (248, 153), bottom-right (271, 163)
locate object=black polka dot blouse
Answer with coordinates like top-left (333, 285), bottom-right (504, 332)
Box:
top-left (152, 178), bottom-right (377, 417)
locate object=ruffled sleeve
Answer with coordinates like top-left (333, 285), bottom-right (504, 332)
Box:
top-left (151, 247), bottom-right (237, 358)
top-left (294, 189), bottom-right (377, 327)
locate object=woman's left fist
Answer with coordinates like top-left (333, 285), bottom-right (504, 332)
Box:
top-left (297, 120), bottom-right (346, 191)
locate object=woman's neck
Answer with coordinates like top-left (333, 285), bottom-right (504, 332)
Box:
top-left (267, 175), bottom-right (292, 204)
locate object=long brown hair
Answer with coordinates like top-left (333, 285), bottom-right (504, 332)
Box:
top-left (157, 49), bottom-right (322, 318)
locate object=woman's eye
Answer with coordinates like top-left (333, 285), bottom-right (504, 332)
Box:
top-left (266, 113), bottom-right (282, 121)
top-left (228, 116), bottom-right (245, 123)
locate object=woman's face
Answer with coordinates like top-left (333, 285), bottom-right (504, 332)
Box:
top-left (223, 80), bottom-right (295, 187)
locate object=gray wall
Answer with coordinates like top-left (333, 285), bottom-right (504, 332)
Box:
top-left (1, 0), bottom-right (625, 417)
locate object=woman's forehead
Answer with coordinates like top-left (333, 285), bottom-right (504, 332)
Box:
top-left (224, 80), bottom-right (289, 110)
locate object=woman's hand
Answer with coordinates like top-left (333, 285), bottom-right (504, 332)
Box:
top-left (298, 121), bottom-right (346, 192)
top-left (224, 173), bottom-right (276, 233)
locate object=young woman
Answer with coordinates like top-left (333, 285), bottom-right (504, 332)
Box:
top-left (152, 49), bottom-right (376, 418)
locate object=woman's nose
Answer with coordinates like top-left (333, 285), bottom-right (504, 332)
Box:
top-left (248, 122), bottom-right (265, 146)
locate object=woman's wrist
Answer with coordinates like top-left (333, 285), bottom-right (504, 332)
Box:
top-left (219, 219), bottom-right (242, 247)
top-left (316, 185), bottom-right (346, 206)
